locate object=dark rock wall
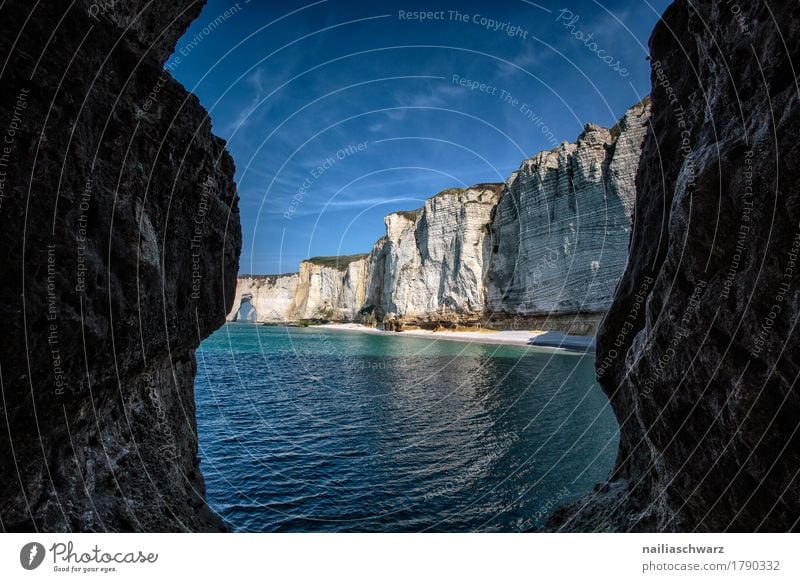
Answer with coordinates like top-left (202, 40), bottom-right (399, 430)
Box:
top-left (0, 1), bottom-right (241, 531)
top-left (551, 1), bottom-right (800, 531)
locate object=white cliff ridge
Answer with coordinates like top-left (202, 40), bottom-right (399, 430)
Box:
top-left (376, 184), bottom-right (503, 326)
top-left (488, 98), bottom-right (650, 317)
top-left (229, 99), bottom-right (650, 333)
top-left (229, 274), bottom-right (300, 322)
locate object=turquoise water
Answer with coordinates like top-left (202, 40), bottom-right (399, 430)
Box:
top-left (195, 323), bottom-right (619, 532)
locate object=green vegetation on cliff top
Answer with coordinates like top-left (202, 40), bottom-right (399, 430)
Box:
top-left (305, 254), bottom-right (369, 271)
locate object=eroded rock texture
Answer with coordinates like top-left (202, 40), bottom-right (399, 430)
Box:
top-left (379, 184), bottom-right (503, 323)
top-left (0, 1), bottom-right (241, 531)
top-left (229, 184), bottom-right (505, 325)
top-left (229, 275), bottom-right (300, 322)
top-left (488, 99), bottom-right (650, 317)
top-left (550, 0), bottom-right (800, 532)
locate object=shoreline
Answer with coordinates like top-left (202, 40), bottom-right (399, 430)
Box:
top-left (307, 322), bottom-right (596, 352)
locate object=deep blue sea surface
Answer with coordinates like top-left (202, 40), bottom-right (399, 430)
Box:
top-left (195, 323), bottom-right (619, 532)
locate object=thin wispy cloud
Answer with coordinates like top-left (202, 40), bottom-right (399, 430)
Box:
top-left (175, 0), bottom-right (670, 273)
top-left (223, 67), bottom-right (268, 136)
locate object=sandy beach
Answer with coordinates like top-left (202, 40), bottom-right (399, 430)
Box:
top-left (309, 323), bottom-right (596, 352)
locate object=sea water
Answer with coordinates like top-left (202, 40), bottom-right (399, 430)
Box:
top-left (195, 323), bottom-right (618, 532)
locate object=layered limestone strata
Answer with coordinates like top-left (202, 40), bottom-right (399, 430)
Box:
top-left (230, 102), bottom-right (650, 332)
top-left (378, 184), bottom-right (503, 324)
top-left (228, 257), bottom-right (370, 322)
top-left (229, 275), bottom-right (300, 322)
top-left (229, 184), bottom-right (504, 324)
top-left (548, 0), bottom-right (800, 531)
top-left (290, 257), bottom-right (369, 320)
top-left (0, 1), bottom-right (241, 531)
top-left (488, 100), bottom-right (649, 316)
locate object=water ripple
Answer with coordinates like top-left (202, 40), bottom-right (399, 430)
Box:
top-left (195, 324), bottom-right (618, 532)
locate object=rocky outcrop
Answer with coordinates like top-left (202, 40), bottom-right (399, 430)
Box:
top-left (0, 1), bottom-right (241, 531)
top-left (379, 185), bottom-right (503, 323)
top-left (229, 184), bottom-right (504, 325)
top-left (229, 275), bottom-right (299, 322)
top-left (228, 184), bottom-right (506, 324)
top-left (228, 257), bottom-right (368, 322)
top-left (290, 257), bottom-right (368, 320)
top-left (549, 0), bottom-right (800, 531)
top-left (230, 102), bottom-right (650, 333)
top-left (488, 99), bottom-right (650, 317)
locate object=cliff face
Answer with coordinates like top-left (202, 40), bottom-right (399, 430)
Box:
top-left (488, 100), bottom-right (649, 317)
top-left (379, 184), bottom-right (503, 324)
top-left (291, 259), bottom-right (366, 320)
top-left (227, 185), bottom-right (506, 325)
top-left (229, 275), bottom-right (299, 322)
top-left (229, 259), bottom-right (370, 323)
top-left (550, 0), bottom-right (800, 531)
top-left (229, 102), bottom-right (649, 332)
top-left (0, 1), bottom-right (241, 531)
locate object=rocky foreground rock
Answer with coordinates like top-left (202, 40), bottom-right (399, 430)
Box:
top-left (230, 99), bottom-right (651, 335)
top-left (0, 1), bottom-right (241, 531)
top-left (548, 0), bottom-right (800, 531)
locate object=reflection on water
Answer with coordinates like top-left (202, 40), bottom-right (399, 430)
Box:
top-left (195, 323), bottom-right (619, 532)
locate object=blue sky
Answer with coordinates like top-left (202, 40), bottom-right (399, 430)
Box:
top-left (169, 0), bottom-right (671, 275)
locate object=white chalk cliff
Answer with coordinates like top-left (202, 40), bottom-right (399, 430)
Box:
top-left (229, 99), bottom-right (650, 332)
top-left (229, 274), bottom-right (300, 322)
top-left (488, 100), bottom-right (650, 316)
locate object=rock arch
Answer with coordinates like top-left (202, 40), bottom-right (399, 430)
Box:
top-left (232, 293), bottom-right (257, 322)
